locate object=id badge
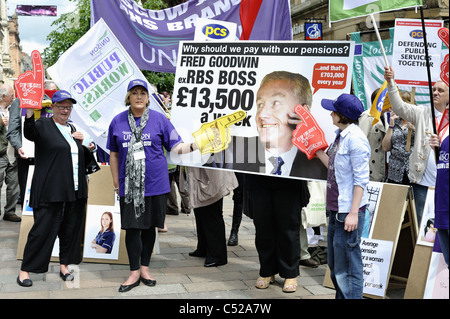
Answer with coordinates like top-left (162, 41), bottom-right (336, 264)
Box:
top-left (133, 142), bottom-right (145, 161)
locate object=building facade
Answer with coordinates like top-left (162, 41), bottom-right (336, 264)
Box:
top-left (0, 0), bottom-right (15, 85)
top-left (291, 0), bottom-right (449, 42)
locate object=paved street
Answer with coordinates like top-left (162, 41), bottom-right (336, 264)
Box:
top-left (0, 187), bottom-right (404, 301)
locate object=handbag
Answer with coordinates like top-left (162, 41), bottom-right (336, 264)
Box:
top-left (68, 123), bottom-right (100, 175)
top-left (301, 181), bottom-right (327, 228)
top-left (84, 147), bottom-right (101, 175)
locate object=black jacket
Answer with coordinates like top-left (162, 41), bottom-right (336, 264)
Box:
top-left (24, 116), bottom-right (88, 208)
top-left (204, 135), bottom-right (327, 180)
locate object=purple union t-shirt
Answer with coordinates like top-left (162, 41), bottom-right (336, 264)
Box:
top-left (106, 109), bottom-right (182, 197)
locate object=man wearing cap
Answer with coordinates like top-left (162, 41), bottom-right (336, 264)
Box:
top-left (315, 93), bottom-right (370, 299)
top-left (18, 90), bottom-right (89, 287)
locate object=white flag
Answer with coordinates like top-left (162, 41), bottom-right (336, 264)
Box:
top-left (48, 19), bottom-right (165, 153)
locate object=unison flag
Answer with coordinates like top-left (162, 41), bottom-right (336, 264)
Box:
top-left (369, 80), bottom-right (392, 125)
top-left (47, 19), bottom-right (165, 153)
top-left (329, 0), bottom-right (423, 23)
top-left (90, 0), bottom-right (292, 73)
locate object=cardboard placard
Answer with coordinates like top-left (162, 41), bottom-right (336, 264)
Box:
top-left (323, 183), bottom-right (415, 299)
top-left (17, 167), bottom-right (130, 265)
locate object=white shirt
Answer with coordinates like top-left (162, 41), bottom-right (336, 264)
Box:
top-left (264, 145), bottom-right (298, 176)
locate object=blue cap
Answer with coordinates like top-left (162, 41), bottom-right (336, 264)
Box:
top-left (127, 79), bottom-right (148, 92)
top-left (321, 94), bottom-right (364, 120)
top-left (52, 90), bottom-right (77, 104)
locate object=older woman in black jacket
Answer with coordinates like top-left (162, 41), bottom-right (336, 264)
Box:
top-left (17, 91), bottom-right (89, 287)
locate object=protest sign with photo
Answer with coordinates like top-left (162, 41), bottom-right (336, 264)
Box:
top-left (168, 41), bottom-right (355, 181)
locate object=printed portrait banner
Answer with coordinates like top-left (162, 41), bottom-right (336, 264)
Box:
top-left (392, 19), bottom-right (444, 87)
top-left (168, 41), bottom-right (355, 182)
top-left (47, 19), bottom-right (164, 153)
top-left (329, 0), bottom-right (423, 23)
top-left (90, 0), bottom-right (293, 73)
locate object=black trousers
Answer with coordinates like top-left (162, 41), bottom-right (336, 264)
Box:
top-left (193, 198), bottom-right (227, 265)
top-left (231, 173), bottom-right (245, 231)
top-left (247, 175), bottom-right (302, 279)
top-left (125, 228), bottom-right (156, 271)
top-left (21, 198), bottom-right (87, 273)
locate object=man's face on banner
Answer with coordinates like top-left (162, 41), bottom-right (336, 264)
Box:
top-left (256, 79), bottom-right (298, 154)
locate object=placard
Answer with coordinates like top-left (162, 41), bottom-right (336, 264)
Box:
top-left (392, 19), bottom-right (444, 87)
top-left (323, 183), bottom-right (413, 299)
top-left (83, 205), bottom-right (121, 260)
top-left (361, 238), bottom-right (394, 297)
top-left (168, 40), bottom-right (354, 181)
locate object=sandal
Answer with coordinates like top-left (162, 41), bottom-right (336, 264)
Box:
top-left (255, 275), bottom-right (275, 289)
top-left (282, 278), bottom-right (297, 293)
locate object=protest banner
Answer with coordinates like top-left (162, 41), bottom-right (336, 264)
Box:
top-left (194, 18), bottom-right (237, 42)
top-left (16, 5), bottom-right (57, 16)
top-left (90, 0), bottom-right (292, 73)
top-left (168, 41), bottom-right (354, 181)
top-left (329, 0), bottom-right (423, 23)
top-left (392, 19), bottom-right (444, 87)
top-left (351, 29), bottom-right (433, 111)
top-left (47, 19), bottom-right (165, 153)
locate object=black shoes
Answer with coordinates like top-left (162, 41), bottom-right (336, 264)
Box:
top-left (204, 261), bottom-right (227, 267)
top-left (299, 258), bottom-right (319, 268)
top-left (227, 230), bottom-right (238, 246)
top-left (17, 271), bottom-right (73, 287)
top-left (17, 276), bottom-right (33, 287)
top-left (3, 214), bottom-right (22, 222)
top-left (140, 276), bottom-right (156, 287)
top-left (118, 277), bottom-right (157, 292)
top-left (60, 272), bottom-right (74, 281)
top-left (118, 279), bottom-right (140, 293)
top-left (189, 250), bottom-right (206, 257)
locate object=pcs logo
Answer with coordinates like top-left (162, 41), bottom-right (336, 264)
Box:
top-left (202, 24), bottom-right (230, 39)
top-left (409, 30), bottom-right (424, 39)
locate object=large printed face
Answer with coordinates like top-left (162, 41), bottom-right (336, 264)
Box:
top-left (255, 79), bottom-right (298, 154)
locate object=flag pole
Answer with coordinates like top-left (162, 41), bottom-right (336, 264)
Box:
top-left (370, 14), bottom-right (394, 86)
top-left (419, 6), bottom-right (439, 162)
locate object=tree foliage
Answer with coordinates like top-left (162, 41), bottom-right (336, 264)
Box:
top-left (43, 0), bottom-right (176, 93)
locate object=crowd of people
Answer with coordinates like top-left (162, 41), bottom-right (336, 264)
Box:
top-left (1, 64), bottom-right (448, 299)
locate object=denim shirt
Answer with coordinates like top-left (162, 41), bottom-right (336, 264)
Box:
top-left (334, 124), bottom-right (370, 213)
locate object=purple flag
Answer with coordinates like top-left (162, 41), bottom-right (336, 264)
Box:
top-left (90, 0), bottom-right (292, 73)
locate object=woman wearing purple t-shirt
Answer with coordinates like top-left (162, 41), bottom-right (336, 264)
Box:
top-left (107, 79), bottom-right (195, 293)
